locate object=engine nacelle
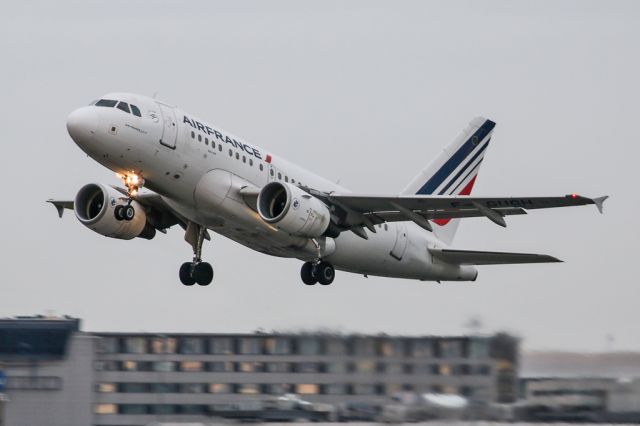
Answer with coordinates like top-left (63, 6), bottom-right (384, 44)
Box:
top-left (74, 183), bottom-right (153, 240)
top-left (257, 182), bottom-right (331, 238)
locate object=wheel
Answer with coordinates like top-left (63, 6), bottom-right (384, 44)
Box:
top-left (123, 205), bottom-right (135, 221)
top-left (316, 261), bottom-right (335, 285)
top-left (179, 262), bottom-right (196, 286)
top-left (300, 262), bottom-right (317, 285)
top-left (114, 205), bottom-right (124, 221)
top-left (193, 262), bottom-right (214, 286)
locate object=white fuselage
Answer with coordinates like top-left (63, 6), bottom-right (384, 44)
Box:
top-left (68, 92), bottom-right (477, 281)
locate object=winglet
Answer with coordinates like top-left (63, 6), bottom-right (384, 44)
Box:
top-left (46, 199), bottom-right (74, 218)
top-left (593, 195), bottom-right (609, 214)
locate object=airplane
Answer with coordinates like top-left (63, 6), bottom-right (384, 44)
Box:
top-left (48, 92), bottom-right (608, 287)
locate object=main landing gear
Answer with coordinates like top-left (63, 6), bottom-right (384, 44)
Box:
top-left (179, 223), bottom-right (214, 286)
top-left (114, 172), bottom-right (144, 222)
top-left (300, 261), bottom-right (335, 285)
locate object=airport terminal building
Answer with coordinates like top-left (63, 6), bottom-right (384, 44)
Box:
top-left (0, 315), bottom-right (517, 426)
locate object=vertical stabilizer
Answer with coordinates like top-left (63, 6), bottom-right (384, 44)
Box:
top-left (402, 117), bottom-right (495, 245)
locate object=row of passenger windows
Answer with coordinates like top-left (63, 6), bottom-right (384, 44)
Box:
top-left (95, 359), bottom-right (491, 375)
top-left (94, 99), bottom-right (142, 117)
top-left (95, 382), bottom-right (478, 397)
top-left (190, 131), bottom-right (304, 185)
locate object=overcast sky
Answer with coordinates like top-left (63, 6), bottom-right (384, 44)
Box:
top-left (1, 0), bottom-right (637, 352)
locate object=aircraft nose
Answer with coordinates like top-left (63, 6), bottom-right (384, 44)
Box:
top-left (66, 107), bottom-right (97, 146)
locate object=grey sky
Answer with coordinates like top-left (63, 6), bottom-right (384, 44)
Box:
top-left (1, 0), bottom-right (637, 351)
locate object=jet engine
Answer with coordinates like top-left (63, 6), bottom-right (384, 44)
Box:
top-left (74, 183), bottom-right (155, 240)
top-left (257, 182), bottom-right (331, 238)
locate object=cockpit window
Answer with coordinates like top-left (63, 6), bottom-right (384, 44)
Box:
top-left (116, 102), bottom-right (131, 113)
top-left (130, 104), bottom-right (141, 117)
top-left (95, 99), bottom-right (117, 107)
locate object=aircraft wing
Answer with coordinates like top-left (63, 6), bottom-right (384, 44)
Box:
top-left (314, 191), bottom-right (608, 231)
top-left (429, 248), bottom-right (562, 265)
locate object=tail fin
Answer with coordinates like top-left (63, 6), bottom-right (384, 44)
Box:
top-left (401, 117), bottom-right (496, 245)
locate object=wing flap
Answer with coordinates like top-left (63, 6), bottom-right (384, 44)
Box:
top-left (429, 248), bottom-right (562, 265)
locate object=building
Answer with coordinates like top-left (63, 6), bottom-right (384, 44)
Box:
top-left (0, 315), bottom-right (518, 426)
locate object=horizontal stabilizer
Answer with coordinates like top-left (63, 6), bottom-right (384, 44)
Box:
top-left (429, 248), bottom-right (562, 265)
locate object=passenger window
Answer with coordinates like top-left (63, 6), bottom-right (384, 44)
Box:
top-left (291, 179), bottom-right (295, 184)
top-left (218, 145), bottom-right (222, 152)
top-left (212, 141), bottom-right (215, 148)
top-left (259, 164), bottom-right (264, 171)
top-left (285, 176), bottom-right (289, 182)
top-left (95, 99), bottom-right (117, 107)
top-left (130, 104), bottom-right (142, 117)
top-left (205, 138), bottom-right (209, 145)
top-left (270, 169), bottom-right (274, 176)
top-left (191, 131), bottom-right (195, 139)
top-left (242, 155), bottom-right (246, 163)
top-left (235, 152), bottom-right (240, 160)
top-left (229, 149), bottom-right (233, 156)
top-left (198, 134), bottom-right (202, 142)
top-left (116, 102), bottom-right (130, 113)
top-left (249, 159), bottom-right (253, 166)
top-left (278, 172), bottom-right (282, 180)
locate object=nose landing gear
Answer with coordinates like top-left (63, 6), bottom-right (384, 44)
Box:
top-left (114, 172), bottom-right (145, 222)
top-left (179, 222), bottom-right (214, 286)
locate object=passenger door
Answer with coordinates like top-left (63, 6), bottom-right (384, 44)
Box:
top-left (158, 103), bottom-right (177, 149)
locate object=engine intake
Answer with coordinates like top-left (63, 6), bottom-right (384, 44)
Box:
top-left (74, 183), bottom-right (154, 240)
top-left (257, 182), bottom-right (331, 238)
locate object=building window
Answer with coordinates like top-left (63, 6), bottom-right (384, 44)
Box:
top-left (94, 404), bottom-right (117, 414)
top-left (353, 338), bottom-right (376, 356)
top-left (296, 362), bottom-right (320, 373)
top-left (237, 384), bottom-right (261, 395)
top-left (413, 364), bottom-right (431, 374)
top-left (96, 383), bottom-right (116, 393)
top-left (265, 362), bottom-right (290, 373)
top-left (95, 360), bottom-right (118, 371)
top-left (325, 362), bottom-right (348, 374)
top-left (380, 340), bottom-right (405, 357)
top-left (265, 337), bottom-right (291, 355)
top-left (179, 337), bottom-right (204, 354)
top-left (151, 383), bottom-right (178, 393)
top-left (152, 361), bottom-right (176, 372)
top-left (326, 339), bottom-right (347, 355)
top-left (123, 337), bottom-right (147, 354)
top-left (296, 384), bottom-right (319, 395)
top-left (297, 337), bottom-right (320, 355)
top-left (209, 337), bottom-right (234, 354)
top-left (209, 361), bottom-right (235, 372)
top-left (411, 339), bottom-right (434, 357)
top-left (120, 382), bottom-right (148, 393)
top-left (439, 364), bottom-right (452, 376)
top-left (384, 363), bottom-right (406, 374)
top-left (354, 359), bottom-right (376, 373)
top-left (119, 404), bottom-right (147, 414)
top-left (180, 361), bottom-right (204, 372)
top-left (440, 340), bottom-right (462, 358)
top-left (180, 405), bottom-right (205, 414)
top-left (468, 339), bottom-right (489, 358)
top-left (180, 383), bottom-right (206, 393)
top-left (121, 361), bottom-right (145, 371)
top-left (151, 405), bottom-right (176, 414)
top-left (353, 384), bottom-right (378, 395)
top-left (209, 383), bottom-right (232, 394)
top-left (151, 337), bottom-right (177, 354)
top-left (265, 383), bottom-right (292, 395)
top-left (324, 384), bottom-right (347, 395)
top-left (239, 361), bottom-right (264, 373)
top-left (97, 337), bottom-right (119, 353)
top-left (385, 383), bottom-right (403, 396)
top-left (239, 337), bottom-right (262, 355)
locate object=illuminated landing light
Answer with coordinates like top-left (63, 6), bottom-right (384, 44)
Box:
top-left (118, 171), bottom-right (145, 197)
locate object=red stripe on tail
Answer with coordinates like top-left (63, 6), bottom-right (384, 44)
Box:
top-left (433, 175), bottom-right (477, 226)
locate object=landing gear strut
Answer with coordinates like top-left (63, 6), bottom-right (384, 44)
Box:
top-left (179, 223), bottom-right (214, 286)
top-left (114, 172), bottom-right (144, 222)
top-left (300, 261), bottom-right (335, 286)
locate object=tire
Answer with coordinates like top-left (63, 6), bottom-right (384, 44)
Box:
top-left (300, 262), bottom-right (317, 285)
top-left (114, 205), bottom-right (124, 221)
top-left (179, 262), bottom-right (196, 286)
top-left (316, 261), bottom-right (335, 285)
top-left (193, 262), bottom-right (214, 286)
top-left (123, 205), bottom-right (135, 221)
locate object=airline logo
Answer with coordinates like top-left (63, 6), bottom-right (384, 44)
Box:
top-left (183, 115), bottom-right (263, 159)
top-left (417, 119), bottom-right (495, 226)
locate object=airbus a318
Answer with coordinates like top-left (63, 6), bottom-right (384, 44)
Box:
top-left (49, 93), bottom-right (607, 286)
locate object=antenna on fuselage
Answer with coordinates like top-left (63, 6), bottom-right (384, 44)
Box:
top-left (152, 91), bottom-right (159, 99)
